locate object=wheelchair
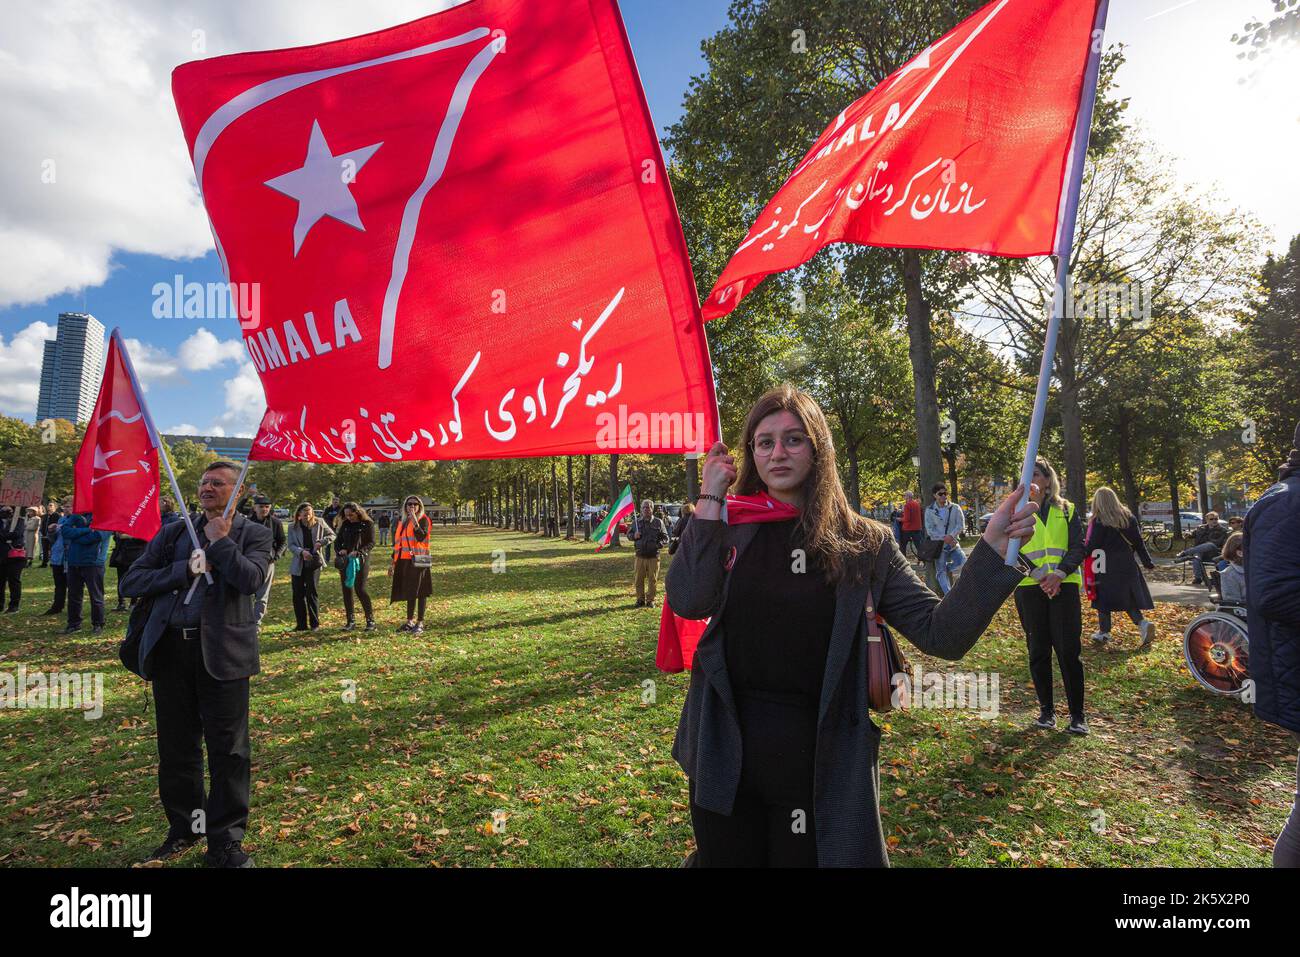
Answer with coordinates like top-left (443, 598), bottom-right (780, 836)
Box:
top-left (1182, 566), bottom-right (1249, 697)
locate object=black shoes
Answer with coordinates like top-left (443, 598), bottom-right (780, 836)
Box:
top-left (91, 625), bottom-right (104, 636)
top-left (343, 620), bottom-right (357, 632)
top-left (635, 598), bottom-right (645, 607)
top-left (204, 841), bottom-right (253, 868)
top-left (1033, 711), bottom-right (1056, 730)
top-left (42, 607), bottom-right (61, 616)
top-left (62, 624), bottom-right (82, 635)
top-left (1067, 716), bottom-right (1090, 736)
top-left (2, 606), bottom-right (18, 615)
top-left (364, 620), bottom-right (376, 631)
top-left (146, 835), bottom-right (198, 861)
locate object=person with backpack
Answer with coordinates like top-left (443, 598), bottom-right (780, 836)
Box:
top-left (120, 460), bottom-right (273, 869)
top-left (109, 531), bottom-right (148, 612)
top-left (1084, 486), bottom-right (1157, 650)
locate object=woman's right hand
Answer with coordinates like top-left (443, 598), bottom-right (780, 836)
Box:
top-left (700, 441), bottom-right (736, 498)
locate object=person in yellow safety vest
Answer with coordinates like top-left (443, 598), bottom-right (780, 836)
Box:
top-left (1014, 457), bottom-right (1088, 736)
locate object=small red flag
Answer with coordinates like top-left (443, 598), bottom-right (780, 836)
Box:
top-left (73, 331), bottom-right (162, 541)
top-left (703, 0), bottom-right (1101, 320)
top-left (171, 0), bottom-right (719, 463)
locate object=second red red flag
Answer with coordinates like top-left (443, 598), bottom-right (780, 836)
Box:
top-left (73, 330), bottom-right (162, 541)
top-left (703, 0), bottom-right (1101, 320)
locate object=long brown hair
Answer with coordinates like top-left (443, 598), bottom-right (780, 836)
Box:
top-left (734, 383), bottom-right (886, 584)
top-left (341, 501), bottom-right (372, 525)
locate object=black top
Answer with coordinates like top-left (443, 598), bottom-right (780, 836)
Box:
top-left (335, 519), bottom-right (375, 556)
top-left (720, 518), bottom-right (838, 703)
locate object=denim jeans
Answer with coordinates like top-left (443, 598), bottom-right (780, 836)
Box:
top-left (935, 544), bottom-right (966, 594)
top-left (1181, 542), bottom-right (1219, 582)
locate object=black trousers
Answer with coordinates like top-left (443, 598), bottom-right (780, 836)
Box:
top-left (291, 570), bottom-right (321, 628)
top-left (1097, 608), bottom-right (1143, 632)
top-left (1, 557), bottom-right (22, 609)
top-left (340, 559), bottom-right (373, 622)
top-left (1015, 583), bottom-right (1085, 719)
top-left (151, 629), bottom-right (250, 846)
top-left (49, 564), bottom-right (67, 612)
top-left (66, 565), bottom-right (105, 628)
top-left (688, 692), bottom-right (819, 867)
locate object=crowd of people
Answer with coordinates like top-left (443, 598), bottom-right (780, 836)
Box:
top-left (3, 401), bottom-right (1297, 872)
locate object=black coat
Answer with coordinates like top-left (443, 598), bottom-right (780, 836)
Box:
top-left (1245, 475), bottom-right (1300, 733)
top-left (1085, 516), bottom-right (1154, 612)
top-left (666, 518), bottom-right (1023, 867)
top-left (120, 515), bottom-right (273, 681)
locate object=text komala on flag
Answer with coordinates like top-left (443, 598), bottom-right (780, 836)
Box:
top-left (171, 0), bottom-right (719, 462)
top-left (73, 331), bottom-right (162, 540)
top-left (703, 0), bottom-right (1101, 320)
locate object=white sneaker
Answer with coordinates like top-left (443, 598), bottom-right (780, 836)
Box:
top-left (1138, 619), bottom-right (1156, 648)
top-left (1090, 631), bottom-right (1110, 645)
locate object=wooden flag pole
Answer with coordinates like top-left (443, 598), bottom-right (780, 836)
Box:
top-left (1004, 0), bottom-right (1109, 569)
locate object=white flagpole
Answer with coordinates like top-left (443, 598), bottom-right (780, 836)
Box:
top-left (1004, 0), bottom-right (1110, 569)
top-left (112, 329), bottom-right (212, 587)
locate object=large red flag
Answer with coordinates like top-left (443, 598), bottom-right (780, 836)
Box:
top-left (703, 0), bottom-right (1101, 320)
top-left (73, 331), bottom-right (162, 540)
top-left (171, 0), bottom-right (719, 463)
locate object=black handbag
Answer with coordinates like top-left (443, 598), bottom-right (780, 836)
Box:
top-left (119, 596), bottom-right (156, 679)
top-left (917, 537), bottom-right (944, 561)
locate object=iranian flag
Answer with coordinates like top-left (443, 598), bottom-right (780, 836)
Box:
top-left (593, 484), bottom-right (634, 550)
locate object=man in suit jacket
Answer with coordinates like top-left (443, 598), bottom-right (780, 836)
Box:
top-left (121, 460), bottom-right (272, 868)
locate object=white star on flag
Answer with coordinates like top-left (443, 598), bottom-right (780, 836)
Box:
top-left (264, 119), bottom-right (383, 256)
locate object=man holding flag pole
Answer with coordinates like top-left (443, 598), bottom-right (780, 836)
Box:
top-left (73, 333), bottom-right (273, 867)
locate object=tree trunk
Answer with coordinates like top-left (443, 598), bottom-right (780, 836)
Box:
top-left (1166, 455), bottom-right (1182, 540)
top-left (844, 441), bottom-right (862, 513)
top-left (685, 454), bottom-right (699, 504)
top-left (1057, 380), bottom-right (1087, 507)
top-left (566, 456), bottom-right (575, 540)
top-left (550, 459), bottom-right (560, 537)
top-left (1116, 411), bottom-right (1141, 518)
top-left (944, 448), bottom-right (959, 502)
top-left (584, 455), bottom-right (593, 541)
top-left (902, 250), bottom-right (944, 506)
top-left (1197, 449), bottom-right (1209, 515)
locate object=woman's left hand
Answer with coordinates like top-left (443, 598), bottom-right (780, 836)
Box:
top-left (981, 482), bottom-right (1040, 560)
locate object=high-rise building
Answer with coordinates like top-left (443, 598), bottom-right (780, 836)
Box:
top-left (35, 312), bottom-right (106, 424)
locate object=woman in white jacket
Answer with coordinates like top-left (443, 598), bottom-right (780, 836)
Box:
top-left (924, 483), bottom-right (966, 595)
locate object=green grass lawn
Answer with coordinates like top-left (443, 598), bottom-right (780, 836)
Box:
top-left (0, 524), bottom-right (1293, 867)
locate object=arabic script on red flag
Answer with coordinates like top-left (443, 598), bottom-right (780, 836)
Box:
top-left (703, 0), bottom-right (1101, 320)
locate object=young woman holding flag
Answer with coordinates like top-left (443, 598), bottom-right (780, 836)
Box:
top-left (666, 383), bottom-right (1040, 867)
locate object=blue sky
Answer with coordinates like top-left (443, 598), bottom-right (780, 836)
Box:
top-left (1, 0), bottom-right (1297, 435)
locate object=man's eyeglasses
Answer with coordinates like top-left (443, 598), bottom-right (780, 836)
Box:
top-left (750, 432), bottom-right (811, 457)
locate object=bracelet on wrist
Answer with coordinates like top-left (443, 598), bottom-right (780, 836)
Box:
top-left (697, 493), bottom-right (725, 506)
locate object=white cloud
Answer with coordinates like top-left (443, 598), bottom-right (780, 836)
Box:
top-left (123, 336), bottom-right (185, 390)
top-left (0, 0), bottom-right (467, 309)
top-left (0, 320), bottom-right (55, 417)
top-left (166, 422), bottom-right (198, 435)
top-left (212, 361), bottom-right (266, 436)
top-left (178, 326), bottom-right (245, 370)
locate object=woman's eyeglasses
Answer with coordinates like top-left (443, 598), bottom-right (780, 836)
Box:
top-left (750, 432), bottom-right (811, 457)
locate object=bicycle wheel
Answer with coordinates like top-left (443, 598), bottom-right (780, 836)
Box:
top-left (1151, 529), bottom-right (1172, 552)
top-left (1183, 612), bottom-right (1250, 696)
